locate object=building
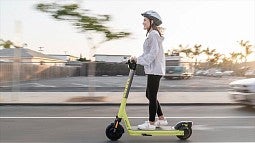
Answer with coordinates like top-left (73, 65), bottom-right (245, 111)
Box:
top-left (47, 54), bottom-right (78, 62)
top-left (0, 48), bottom-right (65, 66)
top-left (94, 54), bottom-right (131, 63)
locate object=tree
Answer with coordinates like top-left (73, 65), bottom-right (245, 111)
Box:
top-left (210, 53), bottom-right (222, 67)
top-left (220, 56), bottom-right (232, 70)
top-left (178, 44), bottom-right (199, 72)
top-left (179, 44), bottom-right (193, 59)
top-left (35, 3), bottom-right (131, 59)
top-left (35, 2), bottom-right (131, 98)
top-left (190, 44), bottom-right (203, 70)
top-left (0, 39), bottom-right (13, 48)
top-left (202, 47), bottom-right (216, 69)
top-left (238, 40), bottom-right (253, 63)
top-left (203, 47), bottom-right (216, 61)
top-left (228, 52), bottom-right (245, 72)
top-left (230, 52), bottom-right (243, 64)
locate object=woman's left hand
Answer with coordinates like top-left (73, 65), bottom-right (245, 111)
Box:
top-left (130, 56), bottom-right (137, 63)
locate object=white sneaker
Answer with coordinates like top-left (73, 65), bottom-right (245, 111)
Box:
top-left (154, 119), bottom-right (168, 127)
top-left (137, 121), bottom-right (156, 130)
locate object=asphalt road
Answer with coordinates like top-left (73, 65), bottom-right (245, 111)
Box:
top-left (1, 105), bottom-right (255, 142)
top-left (0, 76), bottom-right (245, 92)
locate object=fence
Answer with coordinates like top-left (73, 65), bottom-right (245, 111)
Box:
top-left (0, 62), bottom-right (79, 84)
top-left (80, 62), bottom-right (144, 76)
top-left (0, 62), bottom-right (145, 85)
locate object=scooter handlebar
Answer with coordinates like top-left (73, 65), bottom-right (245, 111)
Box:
top-left (126, 60), bottom-right (137, 70)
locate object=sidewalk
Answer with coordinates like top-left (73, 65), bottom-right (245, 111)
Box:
top-left (0, 92), bottom-right (236, 105)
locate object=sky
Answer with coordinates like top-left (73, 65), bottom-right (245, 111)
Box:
top-left (0, 0), bottom-right (254, 61)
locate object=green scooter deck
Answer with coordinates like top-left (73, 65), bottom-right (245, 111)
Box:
top-left (131, 126), bottom-right (174, 131)
top-left (127, 126), bottom-right (184, 136)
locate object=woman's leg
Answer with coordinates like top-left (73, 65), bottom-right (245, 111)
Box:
top-left (146, 75), bottom-right (163, 122)
top-left (146, 89), bottom-right (163, 118)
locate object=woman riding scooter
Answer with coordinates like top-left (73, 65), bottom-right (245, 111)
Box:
top-left (130, 10), bottom-right (168, 130)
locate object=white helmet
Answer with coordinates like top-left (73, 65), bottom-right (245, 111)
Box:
top-left (141, 10), bottom-right (162, 26)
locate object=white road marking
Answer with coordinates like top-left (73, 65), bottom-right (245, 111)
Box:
top-left (31, 83), bottom-right (56, 87)
top-left (1, 116), bottom-right (255, 119)
top-left (71, 83), bottom-right (104, 87)
top-left (71, 83), bottom-right (87, 87)
top-left (10, 83), bottom-right (56, 87)
top-left (193, 125), bottom-right (255, 130)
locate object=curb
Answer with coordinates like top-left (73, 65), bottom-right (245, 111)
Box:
top-left (0, 102), bottom-right (239, 106)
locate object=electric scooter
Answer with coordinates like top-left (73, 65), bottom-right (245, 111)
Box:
top-left (105, 60), bottom-right (193, 141)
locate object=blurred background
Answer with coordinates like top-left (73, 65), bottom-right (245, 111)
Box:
top-left (0, 0), bottom-right (254, 101)
top-left (1, 1), bottom-right (255, 142)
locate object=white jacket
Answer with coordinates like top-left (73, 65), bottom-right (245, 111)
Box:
top-left (137, 30), bottom-right (165, 75)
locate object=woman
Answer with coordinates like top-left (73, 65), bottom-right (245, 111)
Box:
top-left (131, 10), bottom-right (168, 130)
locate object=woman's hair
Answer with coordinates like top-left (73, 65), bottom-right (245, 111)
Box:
top-left (146, 20), bottom-right (162, 37)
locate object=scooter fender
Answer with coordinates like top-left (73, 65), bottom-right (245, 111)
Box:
top-left (174, 121), bottom-right (193, 130)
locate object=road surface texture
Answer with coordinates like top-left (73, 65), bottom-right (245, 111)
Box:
top-left (1, 105), bottom-right (254, 142)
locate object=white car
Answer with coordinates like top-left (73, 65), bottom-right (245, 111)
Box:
top-left (229, 78), bottom-right (255, 106)
top-left (222, 71), bottom-right (234, 76)
top-left (245, 70), bottom-right (255, 78)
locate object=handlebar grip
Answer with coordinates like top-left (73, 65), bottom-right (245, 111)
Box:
top-left (126, 59), bottom-right (136, 64)
top-left (126, 60), bottom-right (137, 70)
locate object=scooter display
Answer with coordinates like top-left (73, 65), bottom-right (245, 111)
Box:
top-left (105, 60), bottom-right (193, 141)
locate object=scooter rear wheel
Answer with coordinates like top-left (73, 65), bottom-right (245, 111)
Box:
top-left (176, 126), bottom-right (192, 140)
top-left (105, 123), bottom-right (124, 141)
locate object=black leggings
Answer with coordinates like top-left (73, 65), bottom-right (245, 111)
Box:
top-left (146, 74), bottom-right (163, 122)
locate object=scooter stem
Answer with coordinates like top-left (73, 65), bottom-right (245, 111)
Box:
top-left (117, 61), bottom-right (136, 118)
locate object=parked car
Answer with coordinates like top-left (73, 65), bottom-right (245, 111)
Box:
top-left (206, 68), bottom-right (223, 77)
top-left (222, 71), bottom-right (234, 76)
top-left (244, 70), bottom-right (255, 78)
top-left (213, 71), bottom-right (223, 77)
top-left (195, 70), bottom-right (205, 76)
top-left (229, 78), bottom-right (255, 106)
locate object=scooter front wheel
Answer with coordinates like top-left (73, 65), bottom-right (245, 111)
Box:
top-left (176, 126), bottom-right (192, 140)
top-left (105, 123), bottom-right (124, 141)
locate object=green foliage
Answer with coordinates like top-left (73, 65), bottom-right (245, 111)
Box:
top-left (238, 40), bottom-right (253, 62)
top-left (0, 39), bottom-right (13, 48)
top-left (35, 3), bottom-right (130, 42)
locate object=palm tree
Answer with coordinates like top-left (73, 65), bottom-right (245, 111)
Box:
top-left (238, 40), bottom-right (253, 63)
top-left (220, 56), bottom-right (232, 70)
top-left (179, 44), bottom-right (201, 72)
top-left (179, 44), bottom-right (193, 59)
top-left (230, 52), bottom-right (243, 64)
top-left (203, 47), bottom-right (216, 61)
top-left (229, 52), bottom-right (239, 71)
top-left (212, 53), bottom-right (222, 65)
top-left (202, 47), bottom-right (216, 69)
top-left (237, 53), bottom-right (245, 63)
top-left (192, 44), bottom-right (202, 70)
